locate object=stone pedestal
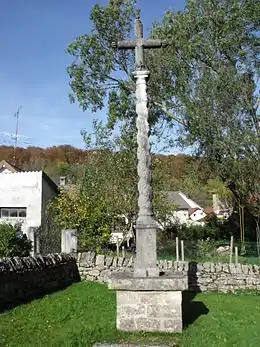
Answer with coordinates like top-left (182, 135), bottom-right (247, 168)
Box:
top-left (134, 223), bottom-right (159, 277)
top-left (108, 273), bottom-right (187, 333)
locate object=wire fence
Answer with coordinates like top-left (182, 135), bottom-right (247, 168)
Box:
top-left (97, 238), bottom-right (260, 266)
top-left (157, 238), bottom-right (260, 265)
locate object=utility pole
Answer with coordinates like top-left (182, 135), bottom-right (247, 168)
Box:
top-left (13, 106), bottom-right (22, 165)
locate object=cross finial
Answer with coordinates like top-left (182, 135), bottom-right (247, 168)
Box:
top-left (112, 8), bottom-right (168, 70)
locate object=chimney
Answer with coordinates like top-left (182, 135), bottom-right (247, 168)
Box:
top-left (212, 193), bottom-right (220, 214)
top-left (59, 176), bottom-right (66, 187)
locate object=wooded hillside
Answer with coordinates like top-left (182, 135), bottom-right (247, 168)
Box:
top-left (0, 145), bottom-right (215, 207)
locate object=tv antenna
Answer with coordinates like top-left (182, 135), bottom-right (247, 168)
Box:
top-left (13, 106), bottom-right (22, 165)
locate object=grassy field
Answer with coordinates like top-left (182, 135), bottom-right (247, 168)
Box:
top-left (1, 282), bottom-right (260, 347)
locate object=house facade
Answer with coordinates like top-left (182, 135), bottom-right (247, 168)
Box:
top-left (164, 191), bottom-right (207, 226)
top-left (0, 161), bottom-right (58, 254)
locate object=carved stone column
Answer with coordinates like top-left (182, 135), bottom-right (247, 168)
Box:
top-left (133, 70), bottom-right (159, 278)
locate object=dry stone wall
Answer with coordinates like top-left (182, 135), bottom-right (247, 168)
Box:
top-left (1, 251), bottom-right (259, 308)
top-left (77, 252), bottom-right (260, 293)
top-left (0, 253), bottom-right (80, 307)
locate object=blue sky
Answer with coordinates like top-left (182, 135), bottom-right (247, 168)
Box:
top-left (0, 0), bottom-right (185, 149)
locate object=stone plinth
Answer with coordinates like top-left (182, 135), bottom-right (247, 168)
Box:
top-left (108, 272), bottom-right (187, 333)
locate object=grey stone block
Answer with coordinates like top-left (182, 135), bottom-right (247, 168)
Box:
top-left (88, 269), bottom-right (100, 277)
top-left (167, 260), bottom-right (173, 269)
top-left (117, 257), bottom-right (124, 267)
top-left (135, 318), bottom-right (161, 332)
top-left (96, 255), bottom-right (105, 267)
top-left (112, 257), bottom-right (118, 267)
top-left (105, 256), bottom-right (113, 267)
top-left (117, 291), bottom-right (137, 305)
top-left (127, 256), bottom-right (134, 267)
top-left (80, 251), bottom-right (96, 265)
top-left (108, 272), bottom-right (187, 291)
top-left (163, 319), bottom-right (182, 333)
top-left (147, 304), bottom-right (179, 318)
top-left (117, 304), bottom-right (146, 317)
top-left (115, 289), bottom-right (182, 333)
top-left (117, 317), bottom-right (136, 331)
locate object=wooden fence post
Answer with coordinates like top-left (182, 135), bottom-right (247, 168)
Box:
top-left (235, 246), bottom-right (238, 265)
top-left (230, 236), bottom-right (234, 263)
top-left (116, 237), bottom-right (119, 257)
top-left (181, 240), bottom-right (185, 262)
top-left (176, 237), bottom-right (179, 262)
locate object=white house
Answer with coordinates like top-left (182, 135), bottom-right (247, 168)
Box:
top-left (163, 191), bottom-right (207, 226)
top-left (0, 160), bottom-right (58, 254)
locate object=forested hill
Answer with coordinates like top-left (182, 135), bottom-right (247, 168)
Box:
top-left (0, 145), bottom-right (214, 206)
top-left (0, 145), bottom-right (193, 180)
top-left (0, 145), bottom-right (86, 167)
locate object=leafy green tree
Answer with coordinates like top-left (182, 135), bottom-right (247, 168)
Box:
top-left (81, 120), bottom-right (175, 232)
top-left (150, 0), bottom-right (260, 210)
top-left (66, 0), bottom-right (180, 139)
top-left (67, 0), bottom-right (259, 234)
top-left (47, 188), bottom-right (112, 253)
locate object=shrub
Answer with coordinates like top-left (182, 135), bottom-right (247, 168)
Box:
top-left (196, 238), bottom-right (217, 258)
top-left (47, 191), bottom-right (112, 253)
top-left (158, 215), bottom-right (228, 244)
top-left (0, 223), bottom-right (32, 257)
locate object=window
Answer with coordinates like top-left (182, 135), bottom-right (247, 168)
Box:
top-left (0, 207), bottom-right (27, 218)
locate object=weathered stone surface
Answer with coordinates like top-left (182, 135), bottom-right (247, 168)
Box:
top-left (135, 318), bottom-right (161, 331)
top-left (88, 269), bottom-right (100, 277)
top-left (117, 304), bottom-right (146, 317)
top-left (0, 254), bottom-right (80, 307)
top-left (164, 319), bottom-right (182, 333)
top-left (116, 317), bottom-right (136, 331)
top-left (77, 252), bottom-right (260, 293)
top-left (105, 256), bottom-right (113, 267)
top-left (216, 245), bottom-right (230, 255)
top-left (95, 255), bottom-right (105, 267)
top-left (108, 272), bottom-right (187, 291)
top-left (147, 304), bottom-right (178, 318)
top-left (80, 251), bottom-right (96, 265)
top-left (116, 290), bottom-right (182, 333)
top-left (117, 257), bottom-right (124, 267)
top-left (112, 257), bottom-right (118, 267)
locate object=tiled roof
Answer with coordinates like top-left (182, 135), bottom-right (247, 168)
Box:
top-left (163, 191), bottom-right (202, 210)
top-left (0, 160), bottom-right (23, 173)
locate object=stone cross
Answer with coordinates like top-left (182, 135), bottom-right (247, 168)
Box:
top-left (112, 10), bottom-right (167, 70)
top-left (112, 12), bottom-right (167, 277)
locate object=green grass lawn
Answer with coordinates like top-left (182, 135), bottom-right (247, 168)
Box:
top-left (1, 282), bottom-right (260, 347)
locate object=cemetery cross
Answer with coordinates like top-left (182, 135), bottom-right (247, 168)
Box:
top-left (112, 10), bottom-right (167, 277)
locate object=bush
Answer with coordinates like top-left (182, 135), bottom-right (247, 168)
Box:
top-left (0, 223), bottom-right (32, 257)
top-left (196, 238), bottom-right (217, 258)
top-left (158, 215), bottom-right (229, 245)
top-left (47, 191), bottom-right (112, 253)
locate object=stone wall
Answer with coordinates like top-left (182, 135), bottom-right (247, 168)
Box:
top-left (0, 253), bottom-right (80, 307)
top-left (77, 252), bottom-right (260, 292)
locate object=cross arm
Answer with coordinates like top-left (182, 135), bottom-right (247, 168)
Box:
top-left (111, 40), bottom-right (135, 49)
top-left (111, 39), bottom-right (168, 49)
top-left (143, 39), bottom-right (168, 48)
